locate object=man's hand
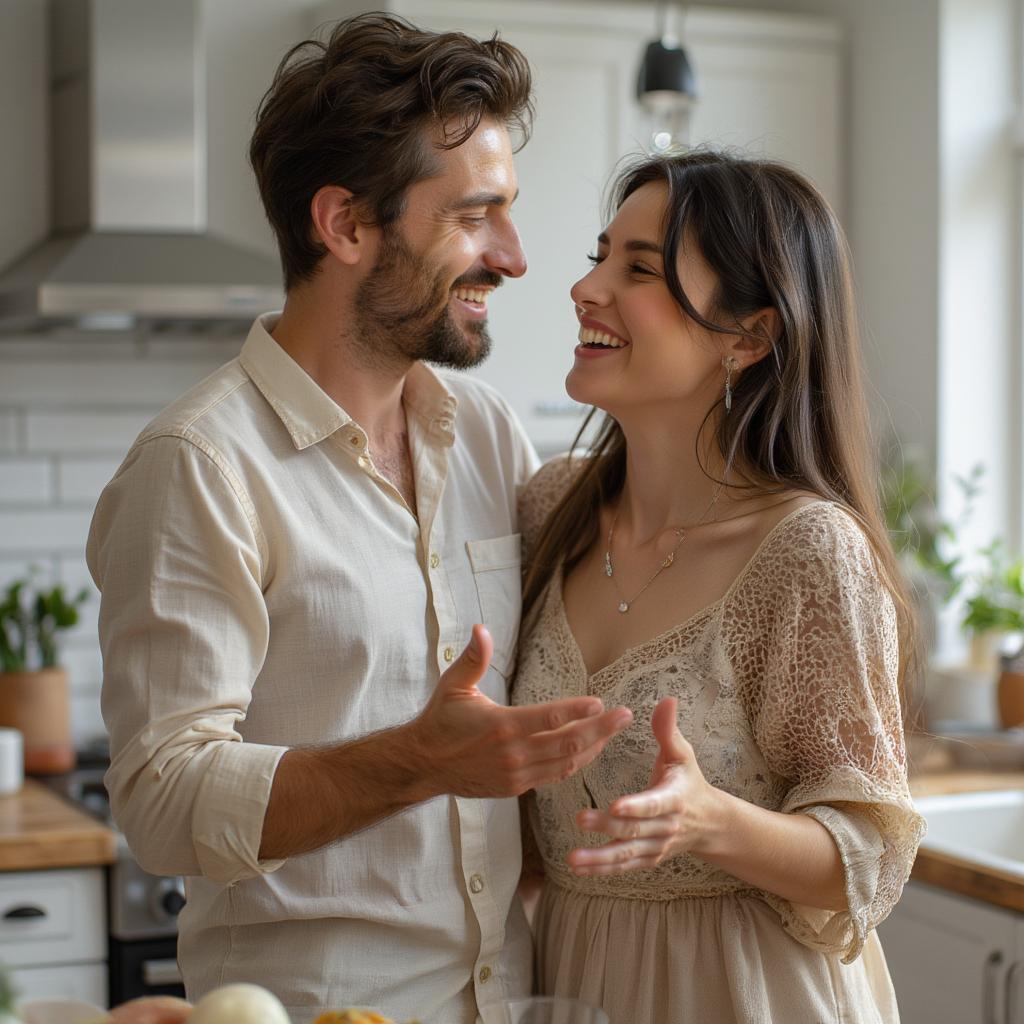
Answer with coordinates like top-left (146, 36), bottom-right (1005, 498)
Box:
top-left (408, 624), bottom-right (632, 800)
top-left (261, 624), bottom-right (631, 861)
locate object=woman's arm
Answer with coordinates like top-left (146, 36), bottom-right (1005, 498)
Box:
top-left (567, 697), bottom-right (848, 911)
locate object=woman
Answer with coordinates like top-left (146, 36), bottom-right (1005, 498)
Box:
top-left (513, 150), bottom-right (925, 1023)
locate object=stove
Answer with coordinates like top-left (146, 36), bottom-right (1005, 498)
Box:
top-left (39, 745), bottom-right (187, 1003)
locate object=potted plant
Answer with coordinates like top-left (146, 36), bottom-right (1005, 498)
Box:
top-left (0, 574), bottom-right (89, 774)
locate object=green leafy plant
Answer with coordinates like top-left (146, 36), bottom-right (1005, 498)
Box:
top-left (880, 457), bottom-right (981, 601)
top-left (882, 456), bottom-right (1024, 642)
top-left (961, 539), bottom-right (1024, 635)
top-left (0, 574), bottom-right (89, 673)
top-left (0, 961), bottom-right (18, 1018)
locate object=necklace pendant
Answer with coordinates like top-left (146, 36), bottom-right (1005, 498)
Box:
top-left (618, 601), bottom-right (629, 613)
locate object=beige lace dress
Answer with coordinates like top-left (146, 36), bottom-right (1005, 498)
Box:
top-left (512, 458), bottom-right (925, 1024)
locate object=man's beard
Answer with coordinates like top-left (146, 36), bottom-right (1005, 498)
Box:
top-left (353, 228), bottom-right (501, 371)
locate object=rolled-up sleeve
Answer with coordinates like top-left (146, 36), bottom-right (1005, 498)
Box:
top-left (87, 432), bottom-right (287, 884)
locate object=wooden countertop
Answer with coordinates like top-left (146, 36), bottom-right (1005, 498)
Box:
top-left (0, 778), bottom-right (117, 871)
top-left (909, 770), bottom-right (1024, 913)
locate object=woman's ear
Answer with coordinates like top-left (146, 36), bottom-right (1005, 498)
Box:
top-left (728, 307), bottom-right (780, 369)
top-left (309, 185), bottom-right (369, 266)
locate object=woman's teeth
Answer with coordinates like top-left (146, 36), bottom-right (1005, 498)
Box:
top-left (454, 287), bottom-right (491, 304)
top-left (578, 327), bottom-right (627, 348)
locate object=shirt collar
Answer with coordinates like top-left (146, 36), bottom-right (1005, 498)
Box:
top-left (239, 313), bottom-right (458, 451)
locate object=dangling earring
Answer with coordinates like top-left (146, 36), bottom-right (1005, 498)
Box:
top-left (723, 356), bottom-right (738, 413)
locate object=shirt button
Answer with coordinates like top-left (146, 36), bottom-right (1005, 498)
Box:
top-left (478, 965), bottom-right (492, 984)
top-left (469, 873), bottom-right (485, 894)
top-left (348, 434), bottom-right (361, 447)
top-left (430, 552), bottom-right (440, 569)
top-left (438, 418), bottom-right (452, 431)
top-left (443, 647), bottom-right (454, 663)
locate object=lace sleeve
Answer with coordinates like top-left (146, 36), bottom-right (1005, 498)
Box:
top-left (735, 504), bottom-right (925, 963)
top-left (517, 453), bottom-right (585, 564)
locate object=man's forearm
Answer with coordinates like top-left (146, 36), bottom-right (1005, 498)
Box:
top-left (259, 722), bottom-right (436, 860)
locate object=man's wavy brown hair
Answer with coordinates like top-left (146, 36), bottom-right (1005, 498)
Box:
top-left (249, 12), bottom-right (534, 290)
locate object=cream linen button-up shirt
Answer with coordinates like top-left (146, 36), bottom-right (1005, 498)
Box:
top-left (87, 315), bottom-right (540, 1024)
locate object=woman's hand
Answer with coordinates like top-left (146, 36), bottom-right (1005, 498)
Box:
top-left (567, 697), bottom-right (722, 875)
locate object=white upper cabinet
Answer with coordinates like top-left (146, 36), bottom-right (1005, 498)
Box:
top-left (318, 1), bottom-right (842, 453)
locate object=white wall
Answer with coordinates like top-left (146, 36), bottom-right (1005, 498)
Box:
top-left (936, 0), bottom-right (1020, 650)
top-left (0, 329), bottom-right (245, 744)
top-left (680, 0), bottom-right (942, 473)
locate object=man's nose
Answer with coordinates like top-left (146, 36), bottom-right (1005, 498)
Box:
top-left (483, 222), bottom-right (527, 279)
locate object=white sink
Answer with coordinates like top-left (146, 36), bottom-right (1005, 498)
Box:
top-left (915, 790), bottom-right (1024, 879)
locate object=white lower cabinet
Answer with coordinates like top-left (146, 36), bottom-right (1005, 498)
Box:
top-left (9, 962), bottom-right (107, 1007)
top-left (0, 867), bottom-right (107, 1009)
top-left (879, 881), bottom-right (1024, 1024)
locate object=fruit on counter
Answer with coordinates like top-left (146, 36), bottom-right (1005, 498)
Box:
top-left (312, 1013), bottom-right (421, 1024)
top-left (189, 984), bottom-right (290, 1024)
top-left (107, 996), bottom-right (193, 1023)
top-left (82, 985), bottom-right (289, 1024)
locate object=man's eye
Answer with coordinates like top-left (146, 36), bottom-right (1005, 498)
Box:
top-left (462, 216), bottom-right (487, 226)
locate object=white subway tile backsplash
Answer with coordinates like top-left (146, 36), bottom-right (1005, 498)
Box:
top-left (0, 359), bottom-right (231, 406)
top-left (142, 336), bottom-right (243, 361)
top-left (0, 457), bottom-right (51, 503)
top-left (4, 329), bottom-right (247, 741)
top-left (57, 458), bottom-right (122, 505)
top-left (71, 691), bottom-right (106, 747)
top-left (0, 508), bottom-right (94, 556)
top-left (0, 412), bottom-right (19, 453)
top-left (56, 555), bottom-right (97, 592)
top-left (0, 556), bottom-right (55, 589)
top-left (26, 410), bottom-right (154, 454)
top-left (61, 640), bottom-right (104, 690)
top-left (0, 335), bottom-right (143, 360)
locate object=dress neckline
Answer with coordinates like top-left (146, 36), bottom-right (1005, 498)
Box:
top-left (555, 500), bottom-right (834, 681)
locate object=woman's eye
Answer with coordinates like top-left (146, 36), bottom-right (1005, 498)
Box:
top-left (629, 262), bottom-right (657, 276)
top-left (586, 252), bottom-right (603, 265)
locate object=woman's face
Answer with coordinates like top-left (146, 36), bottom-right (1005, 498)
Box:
top-left (567, 181), bottom-right (726, 418)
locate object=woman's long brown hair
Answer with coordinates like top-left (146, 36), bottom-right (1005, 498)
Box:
top-left (521, 150), bottom-right (920, 715)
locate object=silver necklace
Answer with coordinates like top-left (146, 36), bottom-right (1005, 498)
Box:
top-left (604, 486), bottom-right (724, 613)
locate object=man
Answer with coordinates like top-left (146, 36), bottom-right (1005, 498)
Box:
top-left (86, 14), bottom-right (631, 1024)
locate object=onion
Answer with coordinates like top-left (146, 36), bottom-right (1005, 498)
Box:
top-left (189, 984), bottom-right (290, 1024)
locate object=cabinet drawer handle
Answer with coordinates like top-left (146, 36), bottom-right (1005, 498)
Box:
top-left (1006, 960), bottom-right (1023, 1024)
top-left (985, 951), bottom-right (1004, 1024)
top-left (2, 905), bottom-right (47, 920)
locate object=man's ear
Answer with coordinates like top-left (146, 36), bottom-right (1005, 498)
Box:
top-left (310, 186), bottom-right (370, 266)
top-left (728, 307), bottom-right (780, 368)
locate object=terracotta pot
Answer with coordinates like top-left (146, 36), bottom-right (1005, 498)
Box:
top-left (997, 668), bottom-right (1024, 729)
top-left (0, 668), bottom-right (75, 774)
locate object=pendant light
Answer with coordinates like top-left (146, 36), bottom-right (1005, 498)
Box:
top-left (637, 1), bottom-right (698, 152)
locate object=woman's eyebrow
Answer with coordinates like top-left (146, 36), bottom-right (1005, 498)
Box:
top-left (597, 231), bottom-right (662, 255)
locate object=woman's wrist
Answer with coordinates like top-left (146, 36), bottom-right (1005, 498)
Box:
top-left (687, 780), bottom-right (738, 861)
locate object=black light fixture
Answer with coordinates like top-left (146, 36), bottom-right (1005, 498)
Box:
top-left (636, 2), bottom-right (698, 152)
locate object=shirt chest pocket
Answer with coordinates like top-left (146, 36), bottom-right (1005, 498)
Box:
top-left (465, 534), bottom-right (522, 680)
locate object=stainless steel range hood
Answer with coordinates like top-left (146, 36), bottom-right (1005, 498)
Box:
top-left (0, 0), bottom-right (284, 331)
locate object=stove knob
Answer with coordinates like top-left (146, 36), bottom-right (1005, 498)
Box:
top-left (150, 878), bottom-right (186, 922)
top-left (162, 888), bottom-right (186, 916)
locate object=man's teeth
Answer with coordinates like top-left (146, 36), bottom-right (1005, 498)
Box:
top-left (454, 288), bottom-right (491, 303)
top-left (579, 327), bottom-right (627, 348)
